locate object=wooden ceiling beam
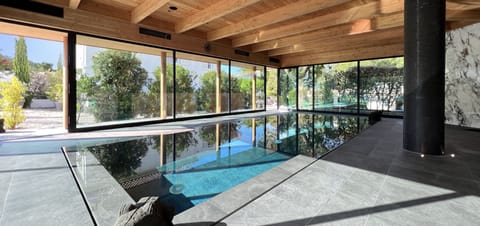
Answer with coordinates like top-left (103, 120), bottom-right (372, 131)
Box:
top-left (207, 0), bottom-right (350, 41)
top-left (379, 0), bottom-right (403, 14)
top-left (175, 0), bottom-right (261, 33)
top-left (0, 21), bottom-right (66, 41)
top-left (232, 0), bottom-right (382, 47)
top-left (447, 9), bottom-right (480, 21)
top-left (269, 27), bottom-right (404, 56)
top-left (68, 0), bottom-right (81, 9)
top-left (447, 0), bottom-right (480, 8)
top-left (252, 23), bottom-right (355, 53)
top-left (0, 5), bottom-right (276, 67)
top-left (251, 11), bottom-right (404, 53)
top-left (371, 11), bottom-right (404, 30)
top-left (131, 0), bottom-right (169, 24)
top-left (280, 43), bottom-right (404, 67)
top-left (446, 21), bottom-right (478, 30)
top-left (447, 1), bottom-right (480, 10)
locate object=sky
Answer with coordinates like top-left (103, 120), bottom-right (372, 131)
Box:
top-left (0, 32), bottom-right (249, 74)
top-left (0, 33), bottom-right (63, 70)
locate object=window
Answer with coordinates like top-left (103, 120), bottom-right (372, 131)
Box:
top-left (231, 61), bottom-right (265, 112)
top-left (359, 57), bottom-right (404, 116)
top-left (266, 67), bottom-right (278, 110)
top-left (175, 53), bottom-right (228, 117)
top-left (313, 62), bottom-right (357, 114)
top-left (75, 35), bottom-right (173, 127)
top-left (298, 66), bottom-right (314, 110)
top-left (279, 68), bottom-right (297, 110)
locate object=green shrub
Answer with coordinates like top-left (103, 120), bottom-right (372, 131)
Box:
top-left (0, 77), bottom-right (26, 129)
top-left (46, 56), bottom-right (63, 102)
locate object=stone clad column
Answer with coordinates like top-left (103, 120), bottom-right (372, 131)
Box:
top-left (404, 0), bottom-right (445, 155)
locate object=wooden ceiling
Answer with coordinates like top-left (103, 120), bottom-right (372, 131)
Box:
top-left (7, 0), bottom-right (480, 67)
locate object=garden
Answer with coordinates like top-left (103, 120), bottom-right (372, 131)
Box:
top-left (0, 37), bottom-right (64, 131)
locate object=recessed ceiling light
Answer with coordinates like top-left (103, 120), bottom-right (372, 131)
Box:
top-left (169, 6), bottom-right (178, 11)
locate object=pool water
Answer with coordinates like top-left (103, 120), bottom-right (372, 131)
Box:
top-left (65, 113), bottom-right (369, 214)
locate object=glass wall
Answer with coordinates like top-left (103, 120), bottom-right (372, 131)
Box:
top-left (74, 35), bottom-right (272, 129)
top-left (282, 57), bottom-right (403, 117)
top-left (277, 113), bottom-right (297, 155)
top-left (175, 53), bottom-right (229, 117)
top-left (266, 67), bottom-right (278, 110)
top-left (230, 61), bottom-right (265, 112)
top-left (359, 57), bottom-right (404, 116)
top-left (0, 24), bottom-right (66, 131)
top-left (297, 113), bottom-right (314, 156)
top-left (255, 67), bottom-right (265, 110)
top-left (76, 35), bottom-right (174, 127)
top-left (279, 68), bottom-right (297, 110)
top-left (298, 66), bottom-right (314, 110)
top-left (314, 62), bottom-right (357, 113)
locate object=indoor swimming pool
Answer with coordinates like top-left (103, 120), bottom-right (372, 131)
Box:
top-left (63, 112), bottom-right (370, 219)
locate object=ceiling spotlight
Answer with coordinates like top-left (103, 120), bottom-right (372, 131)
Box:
top-left (420, 154), bottom-right (425, 158)
top-left (450, 154), bottom-right (455, 158)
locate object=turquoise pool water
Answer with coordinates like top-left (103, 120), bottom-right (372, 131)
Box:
top-left (65, 113), bottom-right (369, 214)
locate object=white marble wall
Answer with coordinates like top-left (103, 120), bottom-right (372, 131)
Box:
top-left (445, 23), bottom-right (480, 128)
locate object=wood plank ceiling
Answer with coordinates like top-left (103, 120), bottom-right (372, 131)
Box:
top-left (33, 0), bottom-right (480, 67)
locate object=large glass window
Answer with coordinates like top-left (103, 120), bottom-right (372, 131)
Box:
top-left (277, 113), bottom-right (297, 155)
top-left (175, 53), bottom-right (229, 117)
top-left (231, 62), bottom-right (265, 112)
top-left (313, 62), bottom-right (357, 113)
top-left (298, 66), bottom-right (314, 110)
top-left (255, 67), bottom-right (265, 110)
top-left (75, 35), bottom-right (173, 127)
top-left (266, 67), bottom-right (278, 110)
top-left (279, 68), bottom-right (297, 110)
top-left (0, 22), bottom-right (67, 133)
top-left (359, 57), bottom-right (404, 116)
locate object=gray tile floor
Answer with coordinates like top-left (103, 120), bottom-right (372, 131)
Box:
top-left (214, 118), bottom-right (480, 226)
top-left (1, 114), bottom-right (479, 226)
top-left (0, 153), bottom-right (93, 226)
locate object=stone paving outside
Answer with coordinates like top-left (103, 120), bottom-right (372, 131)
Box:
top-left (0, 108), bottom-right (67, 141)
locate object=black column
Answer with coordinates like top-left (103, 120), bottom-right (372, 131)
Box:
top-left (404, 0), bottom-right (445, 155)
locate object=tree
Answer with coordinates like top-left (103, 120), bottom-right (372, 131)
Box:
top-left (198, 122), bottom-right (239, 147)
top-left (76, 69), bottom-right (95, 122)
top-left (279, 68), bottom-right (296, 108)
top-left (358, 66), bottom-right (403, 111)
top-left (145, 64), bottom-right (196, 117)
top-left (174, 65), bottom-right (197, 114)
top-left (46, 55), bottom-right (63, 103)
top-left (13, 37), bottom-right (32, 108)
top-left (88, 50), bottom-right (148, 121)
top-left (29, 72), bottom-right (49, 98)
top-left (31, 62), bottom-right (53, 72)
top-left (0, 77), bottom-right (26, 129)
top-left (197, 70), bottom-right (229, 112)
top-left (88, 138), bottom-right (149, 179)
top-left (0, 54), bottom-right (13, 71)
top-left (266, 69), bottom-right (277, 98)
top-left (150, 131), bottom-right (198, 160)
top-left (13, 37), bottom-right (30, 84)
